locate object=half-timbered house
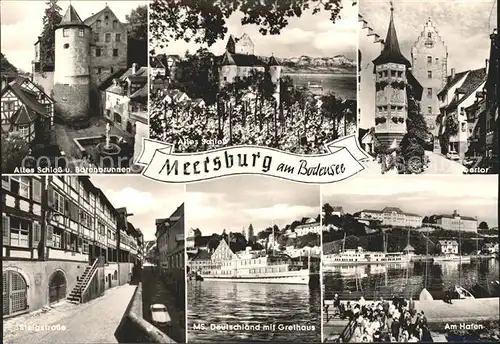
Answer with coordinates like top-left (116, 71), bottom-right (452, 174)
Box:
top-left (1, 77), bottom-right (54, 144)
top-left (2, 175), bottom-right (143, 318)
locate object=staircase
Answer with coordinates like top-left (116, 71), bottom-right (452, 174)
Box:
top-left (67, 258), bottom-right (99, 304)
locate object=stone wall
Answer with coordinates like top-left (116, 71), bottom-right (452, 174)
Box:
top-left (118, 262), bottom-right (132, 285)
top-left (3, 260), bottom-right (87, 313)
top-left (53, 83), bottom-right (90, 122)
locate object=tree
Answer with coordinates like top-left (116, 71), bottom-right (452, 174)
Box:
top-left (39, 0), bottom-right (62, 71)
top-left (0, 53), bottom-right (18, 73)
top-left (478, 221), bottom-right (489, 230)
top-left (150, 0), bottom-right (343, 51)
top-left (323, 203), bottom-right (334, 225)
top-left (1, 133), bottom-right (30, 173)
top-left (125, 5), bottom-right (148, 40)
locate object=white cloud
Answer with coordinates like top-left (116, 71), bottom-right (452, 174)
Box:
top-left (104, 187), bottom-right (158, 215)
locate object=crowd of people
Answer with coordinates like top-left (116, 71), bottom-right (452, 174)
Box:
top-left (326, 294), bottom-right (430, 342)
top-left (149, 88), bottom-right (356, 154)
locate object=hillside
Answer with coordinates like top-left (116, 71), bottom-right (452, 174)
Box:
top-left (279, 54), bottom-right (356, 74)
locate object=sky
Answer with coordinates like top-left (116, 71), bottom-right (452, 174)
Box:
top-left (322, 175), bottom-right (498, 227)
top-left (360, 0), bottom-right (497, 73)
top-left (154, 0), bottom-right (358, 59)
top-left (90, 176), bottom-right (184, 242)
top-left (0, 0), bottom-right (147, 72)
top-left (186, 176), bottom-right (320, 236)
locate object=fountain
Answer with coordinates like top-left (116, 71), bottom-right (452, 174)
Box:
top-left (95, 123), bottom-right (121, 166)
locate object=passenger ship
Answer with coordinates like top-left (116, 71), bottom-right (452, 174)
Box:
top-left (200, 247), bottom-right (311, 285)
top-left (323, 248), bottom-right (410, 266)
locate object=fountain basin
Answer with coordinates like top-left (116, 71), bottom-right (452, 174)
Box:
top-left (73, 135), bottom-right (122, 157)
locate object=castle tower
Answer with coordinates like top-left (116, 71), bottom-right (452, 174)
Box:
top-left (218, 51), bottom-right (237, 89)
top-left (53, 5), bottom-right (92, 123)
top-left (372, 6), bottom-right (411, 149)
top-left (411, 18), bottom-right (448, 140)
top-left (268, 55), bottom-right (281, 104)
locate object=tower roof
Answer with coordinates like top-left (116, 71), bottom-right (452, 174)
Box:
top-left (59, 5), bottom-right (87, 28)
top-left (268, 55), bottom-right (280, 66)
top-left (221, 51), bottom-right (236, 66)
top-left (373, 6), bottom-right (411, 68)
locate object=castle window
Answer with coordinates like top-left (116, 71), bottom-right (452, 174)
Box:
top-left (113, 20), bottom-right (118, 29)
top-left (427, 71), bottom-right (432, 78)
top-left (427, 88), bottom-right (432, 98)
top-left (96, 20), bottom-right (101, 29)
top-left (113, 49), bottom-right (118, 57)
top-left (105, 33), bottom-right (111, 43)
top-left (115, 33), bottom-right (121, 42)
top-left (94, 33), bottom-right (99, 42)
top-left (378, 72), bottom-right (383, 78)
top-left (63, 43), bottom-right (69, 49)
top-left (383, 71), bottom-right (388, 77)
top-left (391, 71), bottom-right (396, 77)
top-left (428, 32), bottom-right (432, 38)
top-left (428, 106), bottom-right (432, 114)
top-left (105, 13), bottom-right (109, 20)
top-left (78, 29), bottom-right (84, 37)
top-left (427, 56), bottom-right (432, 64)
top-left (111, 67), bottom-right (114, 73)
top-left (97, 68), bottom-right (102, 74)
top-left (96, 48), bottom-right (101, 57)
top-left (63, 28), bottom-right (69, 37)
top-left (397, 71), bottom-right (403, 77)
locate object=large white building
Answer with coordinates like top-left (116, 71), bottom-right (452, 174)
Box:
top-left (437, 240), bottom-right (459, 254)
top-left (359, 207), bottom-right (422, 228)
top-left (433, 210), bottom-right (477, 232)
top-left (294, 218), bottom-right (322, 236)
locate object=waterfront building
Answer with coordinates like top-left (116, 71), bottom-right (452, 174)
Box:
top-left (358, 207), bottom-right (422, 228)
top-left (432, 210), bottom-right (478, 232)
top-left (155, 203), bottom-right (184, 299)
top-left (411, 18), bottom-right (448, 143)
top-left (295, 218), bottom-right (322, 236)
top-left (188, 250), bottom-right (212, 273)
top-left (2, 176), bottom-right (141, 318)
top-left (437, 240), bottom-right (459, 254)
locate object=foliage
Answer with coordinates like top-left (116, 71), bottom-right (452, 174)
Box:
top-left (1, 133), bottom-right (30, 173)
top-left (150, 0), bottom-right (343, 52)
top-left (0, 53), bottom-right (18, 73)
top-left (296, 233), bottom-right (319, 248)
top-left (440, 113), bottom-right (459, 154)
top-left (39, 0), bottom-right (62, 71)
top-left (478, 221), bottom-right (489, 230)
top-left (125, 5), bottom-right (148, 40)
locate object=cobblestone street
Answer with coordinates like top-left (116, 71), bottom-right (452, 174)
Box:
top-left (3, 284), bottom-right (136, 344)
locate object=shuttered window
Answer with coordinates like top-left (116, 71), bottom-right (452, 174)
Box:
top-left (3, 214), bottom-right (10, 245)
top-left (32, 221), bottom-right (41, 247)
top-left (46, 225), bottom-right (54, 247)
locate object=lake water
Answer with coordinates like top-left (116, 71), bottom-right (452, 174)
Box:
top-left (285, 73), bottom-right (356, 100)
top-left (188, 280), bottom-right (321, 342)
top-left (324, 259), bottom-right (499, 301)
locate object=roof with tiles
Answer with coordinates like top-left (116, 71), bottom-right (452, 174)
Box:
top-left (59, 5), bottom-right (86, 27)
top-left (372, 7), bottom-right (411, 68)
top-left (446, 68), bottom-right (487, 111)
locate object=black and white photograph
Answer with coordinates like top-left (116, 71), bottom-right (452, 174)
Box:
top-left (186, 176), bottom-right (321, 342)
top-left (2, 175), bottom-right (185, 344)
top-left (358, 0), bottom-right (498, 175)
top-left (321, 175), bottom-right (499, 342)
top-left (149, 0), bottom-right (357, 154)
top-left (1, 1), bottom-right (148, 174)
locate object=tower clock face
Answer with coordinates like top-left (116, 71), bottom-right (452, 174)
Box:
top-left (425, 40), bottom-right (434, 48)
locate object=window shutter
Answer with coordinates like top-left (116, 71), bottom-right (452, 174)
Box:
top-left (46, 225), bottom-right (54, 247)
top-left (32, 179), bottom-right (41, 202)
top-left (3, 215), bottom-right (10, 245)
top-left (32, 221), bottom-right (41, 247)
top-left (48, 185), bottom-right (54, 206)
top-left (64, 199), bottom-right (70, 217)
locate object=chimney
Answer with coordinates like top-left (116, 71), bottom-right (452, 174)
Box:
top-left (132, 63), bottom-right (138, 75)
top-left (451, 68), bottom-right (455, 79)
top-left (485, 59), bottom-right (489, 71)
top-left (113, 79), bottom-right (117, 86)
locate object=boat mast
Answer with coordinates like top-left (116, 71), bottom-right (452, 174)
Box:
top-left (458, 211), bottom-right (462, 286)
top-left (342, 232), bottom-right (346, 251)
